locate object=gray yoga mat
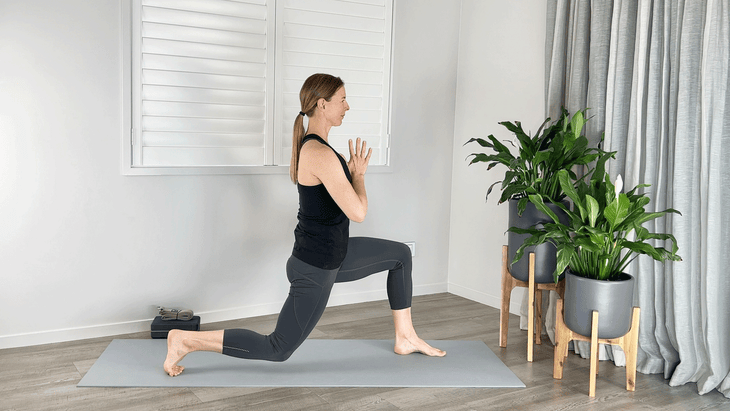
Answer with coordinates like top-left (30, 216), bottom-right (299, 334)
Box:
top-left (78, 339), bottom-right (525, 388)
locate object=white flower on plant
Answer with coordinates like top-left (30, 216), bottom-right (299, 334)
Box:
top-left (615, 174), bottom-right (623, 199)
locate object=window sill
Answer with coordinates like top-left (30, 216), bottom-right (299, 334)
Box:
top-left (121, 165), bottom-right (393, 176)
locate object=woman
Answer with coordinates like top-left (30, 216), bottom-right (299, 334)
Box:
top-left (164, 73), bottom-right (445, 377)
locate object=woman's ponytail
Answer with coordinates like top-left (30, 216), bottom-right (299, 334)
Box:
top-left (290, 113), bottom-right (306, 183)
top-left (289, 73), bottom-right (344, 184)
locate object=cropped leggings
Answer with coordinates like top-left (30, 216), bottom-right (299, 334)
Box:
top-left (222, 237), bottom-right (413, 362)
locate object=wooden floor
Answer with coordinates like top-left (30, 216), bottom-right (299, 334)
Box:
top-left (1, 293), bottom-right (728, 410)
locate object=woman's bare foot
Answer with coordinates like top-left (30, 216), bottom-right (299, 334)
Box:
top-left (391, 308), bottom-right (446, 357)
top-left (162, 330), bottom-right (224, 377)
top-left (163, 329), bottom-right (188, 377)
top-left (394, 334), bottom-right (446, 357)
top-left (163, 329), bottom-right (224, 377)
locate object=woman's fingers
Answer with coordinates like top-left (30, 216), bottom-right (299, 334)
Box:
top-left (349, 138), bottom-right (369, 158)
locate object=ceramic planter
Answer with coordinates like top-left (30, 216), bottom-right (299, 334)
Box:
top-left (563, 271), bottom-right (635, 339)
top-left (507, 198), bottom-right (569, 283)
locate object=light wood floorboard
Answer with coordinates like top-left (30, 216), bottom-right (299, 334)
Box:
top-left (1, 293), bottom-right (728, 410)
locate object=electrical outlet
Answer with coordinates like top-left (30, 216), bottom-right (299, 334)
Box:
top-left (404, 241), bottom-right (416, 257)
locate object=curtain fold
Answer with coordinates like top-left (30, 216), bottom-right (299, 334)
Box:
top-left (542, 0), bottom-right (730, 397)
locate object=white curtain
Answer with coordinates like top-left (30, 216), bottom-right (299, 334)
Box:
top-left (539, 0), bottom-right (730, 397)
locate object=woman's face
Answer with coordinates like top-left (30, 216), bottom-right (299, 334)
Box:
top-left (322, 86), bottom-right (350, 127)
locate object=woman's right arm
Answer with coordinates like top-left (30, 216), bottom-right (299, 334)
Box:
top-left (306, 138), bottom-right (371, 223)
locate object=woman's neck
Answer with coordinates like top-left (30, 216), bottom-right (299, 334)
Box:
top-left (305, 115), bottom-right (331, 142)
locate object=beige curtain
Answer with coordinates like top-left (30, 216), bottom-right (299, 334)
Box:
top-left (537, 0), bottom-right (730, 397)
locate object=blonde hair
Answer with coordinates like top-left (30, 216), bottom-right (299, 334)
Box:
top-left (290, 73), bottom-right (344, 184)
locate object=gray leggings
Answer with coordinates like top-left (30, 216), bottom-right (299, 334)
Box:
top-left (222, 237), bottom-right (412, 362)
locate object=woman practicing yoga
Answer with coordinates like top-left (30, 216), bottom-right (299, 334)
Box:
top-left (164, 73), bottom-right (445, 377)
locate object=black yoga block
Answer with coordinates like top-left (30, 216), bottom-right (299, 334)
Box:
top-left (150, 316), bottom-right (200, 339)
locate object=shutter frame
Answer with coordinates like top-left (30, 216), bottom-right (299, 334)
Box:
top-left (275, 0), bottom-right (393, 166)
top-left (132, 0), bottom-right (271, 167)
top-left (127, 0), bottom-right (393, 172)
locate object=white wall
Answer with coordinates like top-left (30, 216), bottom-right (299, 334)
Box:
top-left (447, 0), bottom-right (547, 313)
top-left (0, 0), bottom-right (461, 348)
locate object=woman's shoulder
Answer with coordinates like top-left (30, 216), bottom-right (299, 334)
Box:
top-left (301, 139), bottom-right (339, 163)
top-left (299, 136), bottom-right (342, 185)
top-left (301, 135), bottom-right (329, 155)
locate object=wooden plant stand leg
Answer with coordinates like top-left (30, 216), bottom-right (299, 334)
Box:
top-left (535, 277), bottom-right (565, 346)
top-left (556, 276), bottom-right (566, 299)
top-left (500, 245), bottom-right (530, 349)
top-left (553, 298), bottom-right (641, 397)
top-left (535, 288), bottom-right (543, 346)
top-left (499, 245), bottom-right (512, 348)
top-left (622, 307), bottom-right (641, 391)
top-left (499, 246), bottom-right (529, 351)
top-left (553, 298), bottom-right (571, 380)
top-left (501, 246), bottom-right (551, 363)
top-left (527, 253), bottom-right (535, 362)
top-left (589, 311), bottom-right (599, 397)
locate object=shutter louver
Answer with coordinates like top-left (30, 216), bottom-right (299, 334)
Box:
top-left (134, 0), bottom-right (271, 167)
top-left (276, 0), bottom-right (392, 166)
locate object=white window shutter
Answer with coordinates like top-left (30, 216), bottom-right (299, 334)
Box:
top-left (275, 0), bottom-right (393, 166)
top-left (132, 0), bottom-right (274, 167)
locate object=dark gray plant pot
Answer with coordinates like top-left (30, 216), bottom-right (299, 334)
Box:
top-left (563, 271), bottom-right (635, 339)
top-left (507, 198), bottom-right (569, 283)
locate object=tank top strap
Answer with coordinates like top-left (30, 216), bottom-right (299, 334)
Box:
top-left (302, 134), bottom-right (328, 148)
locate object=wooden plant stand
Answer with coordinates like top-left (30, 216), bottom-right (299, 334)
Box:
top-left (500, 245), bottom-right (565, 362)
top-left (553, 298), bottom-right (641, 397)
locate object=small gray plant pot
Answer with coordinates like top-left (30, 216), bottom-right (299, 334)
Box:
top-left (507, 198), bottom-right (569, 284)
top-left (563, 271), bottom-right (635, 339)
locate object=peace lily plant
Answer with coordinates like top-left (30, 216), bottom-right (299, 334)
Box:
top-left (509, 154), bottom-right (682, 282)
top-left (465, 109), bottom-right (603, 215)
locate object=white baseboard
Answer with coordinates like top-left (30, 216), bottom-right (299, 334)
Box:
top-left (0, 283), bottom-right (448, 350)
top-left (447, 282), bottom-right (523, 315)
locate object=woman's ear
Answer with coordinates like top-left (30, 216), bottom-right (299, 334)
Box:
top-left (317, 97), bottom-right (326, 111)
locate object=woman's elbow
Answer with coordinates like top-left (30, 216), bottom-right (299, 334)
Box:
top-left (349, 208), bottom-right (367, 223)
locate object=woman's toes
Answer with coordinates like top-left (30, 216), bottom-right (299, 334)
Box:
top-left (166, 364), bottom-right (184, 377)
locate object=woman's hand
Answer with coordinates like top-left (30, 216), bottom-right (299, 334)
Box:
top-left (348, 138), bottom-right (372, 177)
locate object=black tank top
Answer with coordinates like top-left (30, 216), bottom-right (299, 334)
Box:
top-left (292, 134), bottom-right (352, 269)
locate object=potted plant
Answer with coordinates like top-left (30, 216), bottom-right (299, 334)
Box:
top-left (509, 154), bottom-right (682, 338)
top-left (466, 108), bottom-right (604, 283)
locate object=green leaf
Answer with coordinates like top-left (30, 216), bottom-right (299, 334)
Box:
top-left (485, 181), bottom-right (501, 201)
top-left (635, 208), bottom-right (682, 225)
top-left (604, 193), bottom-right (630, 230)
top-left (467, 153), bottom-right (501, 165)
top-left (590, 151), bottom-right (615, 185)
top-left (574, 236), bottom-right (600, 252)
top-left (486, 134), bottom-right (514, 156)
top-left (588, 232), bottom-right (606, 249)
top-left (534, 117), bottom-right (551, 140)
top-left (527, 194), bottom-right (561, 223)
top-left (585, 194), bottom-right (599, 227)
top-left (555, 244), bottom-right (575, 283)
top-left (510, 231), bottom-right (552, 265)
top-left (517, 197), bottom-right (529, 216)
top-left (506, 226), bottom-right (542, 235)
top-left (621, 241), bottom-right (670, 262)
top-left (464, 137), bottom-right (494, 148)
top-left (499, 184), bottom-right (528, 203)
top-left (558, 170), bottom-right (586, 220)
top-left (626, 183), bottom-right (651, 196)
top-left (633, 225), bottom-right (650, 240)
top-left (570, 110), bottom-right (585, 141)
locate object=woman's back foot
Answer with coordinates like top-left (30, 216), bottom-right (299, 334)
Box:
top-left (163, 329), bottom-right (189, 377)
